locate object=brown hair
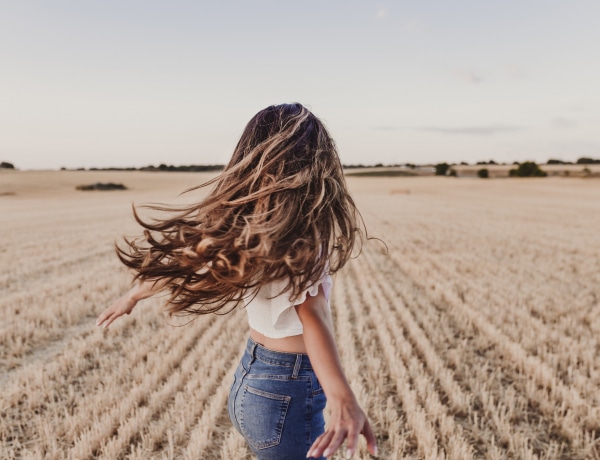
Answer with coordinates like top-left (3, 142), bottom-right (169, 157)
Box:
top-left (117, 103), bottom-right (365, 315)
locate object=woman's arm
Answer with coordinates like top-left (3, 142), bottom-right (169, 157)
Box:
top-left (96, 279), bottom-right (167, 329)
top-left (295, 287), bottom-right (377, 459)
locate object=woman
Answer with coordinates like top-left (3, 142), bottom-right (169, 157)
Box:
top-left (97, 103), bottom-right (378, 459)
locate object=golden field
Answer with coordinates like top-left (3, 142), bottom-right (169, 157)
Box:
top-left (1, 170), bottom-right (599, 459)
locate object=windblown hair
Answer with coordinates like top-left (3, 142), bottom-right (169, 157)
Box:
top-left (118, 103), bottom-right (365, 315)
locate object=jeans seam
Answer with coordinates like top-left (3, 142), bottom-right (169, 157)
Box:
top-left (246, 374), bottom-right (311, 381)
top-left (307, 378), bottom-right (314, 453)
top-left (233, 364), bottom-right (247, 429)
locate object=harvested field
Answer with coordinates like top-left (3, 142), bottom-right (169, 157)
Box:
top-left (1, 171), bottom-right (599, 459)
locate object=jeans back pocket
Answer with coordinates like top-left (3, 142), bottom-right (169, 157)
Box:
top-left (239, 384), bottom-right (291, 450)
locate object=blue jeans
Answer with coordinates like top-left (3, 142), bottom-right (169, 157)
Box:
top-left (228, 338), bottom-right (327, 459)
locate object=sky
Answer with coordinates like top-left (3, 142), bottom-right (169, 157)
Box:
top-left (1, 0), bottom-right (599, 170)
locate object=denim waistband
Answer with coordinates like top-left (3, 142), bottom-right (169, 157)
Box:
top-left (245, 337), bottom-right (314, 369)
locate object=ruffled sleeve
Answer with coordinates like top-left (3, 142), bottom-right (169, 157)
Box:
top-left (270, 270), bottom-right (333, 333)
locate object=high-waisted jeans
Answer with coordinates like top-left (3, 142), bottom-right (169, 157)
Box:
top-left (228, 338), bottom-right (327, 460)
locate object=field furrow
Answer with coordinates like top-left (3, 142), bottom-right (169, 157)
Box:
top-left (403, 252), bottom-right (595, 427)
top-left (336, 271), bottom-right (419, 460)
top-left (0, 261), bottom-right (132, 368)
top-left (1, 311), bottom-right (191, 457)
top-left (0, 246), bottom-right (115, 294)
top-left (343, 261), bottom-right (448, 459)
top-left (361, 227), bottom-right (598, 457)
top-left (130, 310), bottom-right (247, 458)
top-left (359, 247), bottom-right (545, 458)
top-left (219, 427), bottom-right (252, 460)
top-left (180, 356), bottom-right (240, 460)
top-left (331, 270), bottom-right (404, 459)
top-left (67, 314), bottom-right (217, 459)
top-left (349, 254), bottom-right (477, 460)
top-left (97, 311), bottom-right (244, 459)
top-left (409, 245), bottom-right (600, 403)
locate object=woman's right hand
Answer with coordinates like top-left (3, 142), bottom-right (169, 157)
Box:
top-left (96, 291), bottom-right (138, 329)
top-left (96, 279), bottom-right (167, 329)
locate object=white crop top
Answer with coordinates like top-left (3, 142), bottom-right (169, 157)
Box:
top-left (243, 271), bottom-right (333, 339)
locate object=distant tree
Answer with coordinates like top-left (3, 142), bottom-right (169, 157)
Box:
top-left (547, 159), bottom-right (568, 165)
top-left (488, 160), bottom-right (497, 165)
top-left (460, 161), bottom-right (469, 166)
top-left (576, 157), bottom-right (600, 164)
top-left (477, 168), bottom-right (489, 178)
top-left (435, 163), bottom-right (450, 176)
top-left (76, 182), bottom-right (127, 191)
top-left (449, 168), bottom-right (457, 177)
top-left (0, 161), bottom-right (15, 169)
top-left (509, 161), bottom-right (547, 177)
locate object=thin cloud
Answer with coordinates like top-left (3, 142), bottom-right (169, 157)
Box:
top-left (374, 6), bottom-right (427, 33)
top-left (505, 64), bottom-right (525, 78)
top-left (419, 124), bottom-right (526, 136)
top-left (372, 125), bottom-right (402, 131)
top-left (455, 70), bottom-right (484, 84)
top-left (400, 18), bottom-right (426, 33)
top-left (563, 104), bottom-right (586, 112)
top-left (551, 117), bottom-right (577, 129)
top-left (545, 140), bottom-right (600, 160)
top-left (375, 5), bottom-right (388, 19)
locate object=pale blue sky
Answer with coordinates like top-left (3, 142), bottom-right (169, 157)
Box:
top-left (1, 1), bottom-right (599, 169)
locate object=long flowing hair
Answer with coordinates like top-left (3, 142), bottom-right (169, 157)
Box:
top-left (117, 103), bottom-right (365, 315)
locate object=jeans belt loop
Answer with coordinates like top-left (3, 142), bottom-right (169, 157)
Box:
top-left (292, 354), bottom-right (302, 379)
top-left (249, 342), bottom-right (258, 365)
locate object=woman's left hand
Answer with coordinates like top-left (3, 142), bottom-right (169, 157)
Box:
top-left (306, 394), bottom-right (377, 459)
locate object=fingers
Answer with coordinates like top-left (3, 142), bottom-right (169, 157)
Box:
top-left (96, 305), bottom-right (123, 329)
top-left (307, 427), bottom-right (350, 459)
top-left (307, 430), bottom-right (334, 458)
top-left (95, 310), bottom-right (111, 328)
top-left (96, 309), bottom-right (116, 328)
top-left (361, 418), bottom-right (378, 456)
top-left (322, 428), bottom-right (348, 458)
top-left (96, 295), bottom-right (136, 329)
top-left (307, 420), bottom-right (378, 459)
top-left (344, 427), bottom-right (359, 458)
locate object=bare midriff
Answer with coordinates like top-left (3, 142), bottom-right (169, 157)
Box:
top-left (249, 327), bottom-right (308, 354)
top-left (248, 285), bottom-right (334, 354)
